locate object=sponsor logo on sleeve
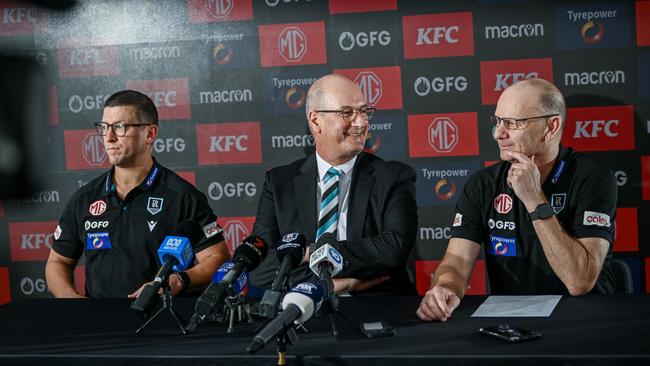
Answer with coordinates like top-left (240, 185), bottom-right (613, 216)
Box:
top-left (583, 211), bottom-right (611, 227)
top-left (203, 221), bottom-right (223, 238)
top-left (452, 213), bottom-right (463, 227)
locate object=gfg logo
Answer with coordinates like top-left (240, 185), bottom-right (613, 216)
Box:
top-left (84, 220), bottom-right (109, 231)
top-left (278, 26), bottom-right (306, 62)
top-left (354, 71), bottom-right (382, 106)
top-left (153, 138), bottom-right (186, 153)
top-left (68, 94), bottom-right (110, 114)
top-left (338, 31), bottom-right (391, 51)
top-left (414, 76), bottom-right (467, 96)
top-left (614, 170), bottom-right (627, 186)
top-left (428, 118), bottom-right (458, 152)
top-left (20, 277), bottom-right (47, 296)
top-left (488, 218), bottom-right (516, 231)
top-left (208, 182), bottom-right (256, 200)
top-left (82, 133), bottom-right (106, 166)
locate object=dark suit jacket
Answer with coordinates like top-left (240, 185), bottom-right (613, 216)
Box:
top-left (249, 152), bottom-right (418, 295)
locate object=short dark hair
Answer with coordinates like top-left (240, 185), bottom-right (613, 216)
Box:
top-left (103, 90), bottom-right (158, 125)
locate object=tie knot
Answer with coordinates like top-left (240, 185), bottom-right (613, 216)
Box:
top-left (327, 167), bottom-right (341, 178)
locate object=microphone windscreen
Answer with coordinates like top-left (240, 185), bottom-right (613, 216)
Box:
top-left (276, 233), bottom-right (306, 263)
top-left (233, 236), bottom-right (268, 270)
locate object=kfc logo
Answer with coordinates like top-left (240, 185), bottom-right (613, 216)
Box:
top-left (217, 217), bottom-right (255, 255)
top-left (0, 3), bottom-right (44, 36)
top-left (402, 12), bottom-right (474, 59)
top-left (334, 66), bottom-right (403, 110)
top-left (188, 0), bottom-right (252, 23)
top-left (408, 112), bottom-right (478, 157)
top-left (613, 207), bottom-right (638, 252)
top-left (126, 78), bottom-right (190, 120)
top-left (329, 0), bottom-right (396, 14)
top-left (479, 58), bottom-right (553, 105)
top-left (89, 200), bottom-right (107, 216)
top-left (259, 22), bottom-right (326, 67)
top-left (562, 105), bottom-right (634, 152)
top-left (64, 130), bottom-right (111, 170)
top-left (57, 41), bottom-right (119, 79)
top-left (197, 122), bottom-right (262, 165)
top-left (9, 221), bottom-right (58, 261)
top-left (493, 194), bottom-right (513, 214)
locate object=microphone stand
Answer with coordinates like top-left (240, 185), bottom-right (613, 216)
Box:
top-left (223, 286), bottom-right (254, 333)
top-left (135, 273), bottom-right (186, 335)
top-left (318, 279), bottom-right (353, 336)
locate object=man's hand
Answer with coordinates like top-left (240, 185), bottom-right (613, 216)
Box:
top-left (127, 276), bottom-right (184, 299)
top-left (416, 285), bottom-right (460, 322)
top-left (502, 150), bottom-right (545, 211)
top-left (333, 275), bottom-right (390, 293)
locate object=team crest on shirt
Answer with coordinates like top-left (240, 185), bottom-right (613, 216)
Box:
top-left (488, 235), bottom-right (516, 256)
top-left (550, 193), bottom-right (566, 214)
top-left (147, 197), bottom-right (164, 215)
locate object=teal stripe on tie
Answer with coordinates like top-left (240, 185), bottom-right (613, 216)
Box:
top-left (316, 212), bottom-right (338, 238)
top-left (319, 187), bottom-right (339, 210)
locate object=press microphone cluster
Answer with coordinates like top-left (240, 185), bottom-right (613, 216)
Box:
top-left (131, 219), bottom-right (203, 316)
top-left (185, 235), bottom-right (268, 332)
top-left (247, 282), bottom-right (324, 353)
top-left (309, 233), bottom-right (343, 298)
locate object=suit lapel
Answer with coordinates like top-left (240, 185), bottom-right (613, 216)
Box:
top-left (348, 153), bottom-right (375, 239)
top-left (294, 155), bottom-right (318, 242)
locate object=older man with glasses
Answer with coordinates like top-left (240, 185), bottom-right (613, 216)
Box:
top-left (46, 90), bottom-right (230, 298)
top-left (249, 74), bottom-right (418, 295)
top-left (417, 78), bottom-right (617, 322)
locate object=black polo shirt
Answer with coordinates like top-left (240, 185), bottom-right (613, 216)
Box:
top-left (450, 145), bottom-right (616, 295)
top-left (52, 159), bottom-right (225, 298)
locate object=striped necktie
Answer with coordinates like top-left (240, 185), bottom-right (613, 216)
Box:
top-left (316, 167), bottom-right (341, 240)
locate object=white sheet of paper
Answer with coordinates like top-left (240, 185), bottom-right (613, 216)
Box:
top-left (471, 295), bottom-right (562, 317)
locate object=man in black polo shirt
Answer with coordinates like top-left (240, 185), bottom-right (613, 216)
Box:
top-left (417, 78), bottom-right (616, 322)
top-left (45, 90), bottom-right (230, 298)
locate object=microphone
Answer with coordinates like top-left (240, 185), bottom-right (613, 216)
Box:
top-left (260, 233), bottom-right (307, 318)
top-left (247, 282), bottom-right (324, 353)
top-left (131, 219), bottom-right (203, 315)
top-left (185, 235), bottom-right (268, 332)
top-left (309, 233), bottom-right (343, 297)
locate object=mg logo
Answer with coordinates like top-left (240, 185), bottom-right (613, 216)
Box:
top-left (354, 71), bottom-right (382, 106)
top-left (278, 27), bottom-right (306, 62)
top-left (82, 133), bottom-right (106, 166)
top-left (493, 193), bottom-right (513, 214)
top-left (223, 220), bottom-right (249, 254)
top-left (206, 0), bottom-right (233, 19)
top-left (428, 117), bottom-right (458, 152)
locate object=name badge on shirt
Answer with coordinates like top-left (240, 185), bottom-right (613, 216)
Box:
top-left (488, 235), bottom-right (516, 257)
top-left (86, 232), bottom-right (112, 250)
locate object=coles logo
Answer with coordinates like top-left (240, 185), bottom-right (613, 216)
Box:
top-left (561, 105), bottom-right (634, 152)
top-left (637, 1), bottom-right (650, 46)
top-left (259, 22), bottom-right (326, 67)
top-left (334, 66), bottom-right (403, 110)
top-left (89, 200), bottom-right (107, 216)
top-left (613, 207), bottom-right (638, 252)
top-left (126, 78), bottom-right (190, 120)
top-left (414, 260), bottom-right (485, 296)
top-left (402, 12), bottom-right (474, 59)
top-left (329, 0), bottom-right (396, 14)
top-left (493, 193), bottom-right (513, 214)
top-left (583, 210), bottom-right (611, 227)
top-left (217, 216), bottom-right (255, 255)
top-left (64, 130), bottom-right (111, 170)
top-left (57, 40), bottom-right (119, 79)
top-left (480, 58), bottom-right (553, 105)
top-left (0, 2), bottom-right (45, 36)
top-left (408, 112), bottom-right (479, 157)
top-left (197, 122), bottom-right (262, 165)
top-left (188, 0), bottom-right (253, 23)
top-left (9, 221), bottom-right (58, 262)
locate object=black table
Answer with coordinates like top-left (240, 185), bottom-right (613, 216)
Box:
top-left (1, 295), bottom-right (649, 365)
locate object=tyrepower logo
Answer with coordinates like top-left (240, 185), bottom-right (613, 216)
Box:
top-left (415, 260), bottom-right (485, 296)
top-left (329, 0), bottom-right (396, 14)
top-left (188, 0), bottom-right (253, 23)
top-left (333, 66), bottom-right (403, 110)
top-left (126, 78), bottom-right (190, 120)
top-left (217, 216), bottom-right (255, 255)
top-left (614, 207), bottom-right (638, 252)
top-left (480, 58), bottom-right (553, 105)
top-left (561, 105), bottom-right (634, 152)
top-left (197, 122), bottom-right (262, 165)
top-left (637, 1), bottom-right (650, 46)
top-left (57, 40), bottom-right (119, 79)
top-left (402, 12), bottom-right (474, 59)
top-left (556, 3), bottom-right (631, 49)
top-left (9, 221), bottom-right (58, 262)
top-left (408, 112), bottom-right (479, 157)
top-left (64, 130), bottom-right (111, 170)
top-left (259, 22), bottom-right (326, 67)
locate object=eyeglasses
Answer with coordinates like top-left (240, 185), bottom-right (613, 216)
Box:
top-left (94, 121), bottom-right (152, 137)
top-left (314, 105), bottom-right (376, 122)
top-left (489, 114), bottom-right (559, 130)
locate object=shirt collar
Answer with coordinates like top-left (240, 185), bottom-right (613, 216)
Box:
top-left (103, 158), bottom-right (162, 196)
top-left (315, 152), bottom-right (357, 182)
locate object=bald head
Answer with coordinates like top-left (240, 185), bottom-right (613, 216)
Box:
top-left (504, 78), bottom-right (566, 127)
top-left (305, 74), bottom-right (360, 119)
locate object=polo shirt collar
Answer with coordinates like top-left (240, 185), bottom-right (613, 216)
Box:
top-left (102, 158), bottom-right (163, 196)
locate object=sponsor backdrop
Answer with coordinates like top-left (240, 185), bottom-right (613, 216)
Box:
top-left (0, 0), bottom-right (648, 302)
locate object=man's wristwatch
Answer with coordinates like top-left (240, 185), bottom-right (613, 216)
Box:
top-left (529, 203), bottom-right (555, 221)
top-left (175, 271), bottom-right (191, 291)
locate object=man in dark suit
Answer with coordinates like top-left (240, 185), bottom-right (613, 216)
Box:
top-left (250, 74), bottom-right (418, 295)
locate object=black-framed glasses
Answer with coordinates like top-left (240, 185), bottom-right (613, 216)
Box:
top-left (489, 114), bottom-right (559, 130)
top-left (94, 122), bottom-right (152, 137)
top-left (315, 105), bottom-right (376, 122)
